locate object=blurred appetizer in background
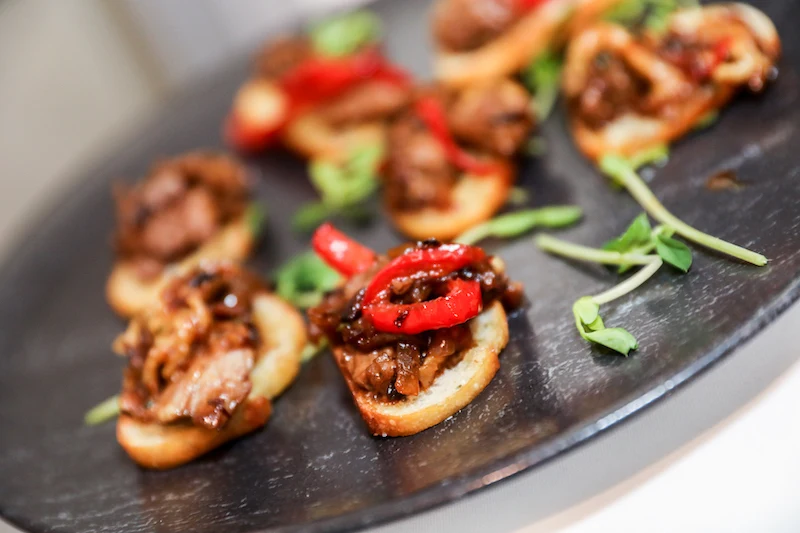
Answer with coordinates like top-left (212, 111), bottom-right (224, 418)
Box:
top-left (226, 10), bottom-right (411, 162)
top-left (562, 2), bottom-right (780, 160)
top-left (107, 152), bottom-right (261, 317)
top-left (115, 263), bottom-right (306, 469)
top-left (432, 0), bottom-right (624, 87)
top-left (308, 223), bottom-right (523, 436)
top-left (383, 81), bottom-right (534, 240)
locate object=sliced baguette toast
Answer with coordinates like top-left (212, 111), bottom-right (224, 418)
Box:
top-left (333, 301), bottom-right (509, 437)
top-left (117, 292), bottom-right (307, 469)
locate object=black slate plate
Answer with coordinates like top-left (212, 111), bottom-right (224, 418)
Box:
top-left (1, 0), bottom-right (799, 532)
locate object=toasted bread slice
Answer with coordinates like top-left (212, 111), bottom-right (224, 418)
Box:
top-left (106, 216), bottom-right (255, 318)
top-left (387, 162), bottom-right (513, 241)
top-left (569, 87), bottom-right (731, 161)
top-left (117, 292), bottom-right (307, 469)
top-left (281, 111), bottom-right (385, 163)
top-left (433, 0), bottom-right (578, 88)
top-left (333, 301), bottom-right (509, 437)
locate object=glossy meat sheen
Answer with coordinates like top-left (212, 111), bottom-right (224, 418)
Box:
top-left (433, 0), bottom-right (518, 52)
top-left (113, 153), bottom-right (250, 279)
top-left (117, 264), bottom-right (264, 430)
top-left (308, 241), bottom-right (522, 400)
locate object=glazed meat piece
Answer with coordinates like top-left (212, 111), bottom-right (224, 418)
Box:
top-left (308, 240), bottom-right (523, 400)
top-left (113, 153), bottom-right (250, 279)
top-left (448, 79), bottom-right (535, 156)
top-left (255, 36), bottom-right (314, 79)
top-left (321, 80), bottom-right (411, 126)
top-left (383, 112), bottom-right (457, 211)
top-left (571, 53), bottom-right (653, 130)
top-left (116, 264), bottom-right (263, 429)
top-left (433, 0), bottom-right (518, 52)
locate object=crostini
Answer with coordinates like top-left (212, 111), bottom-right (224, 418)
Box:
top-left (107, 152), bottom-right (258, 317)
top-left (432, 0), bottom-right (625, 87)
top-left (382, 81), bottom-right (534, 240)
top-left (226, 12), bottom-right (411, 162)
top-left (115, 262), bottom-right (307, 469)
top-left (562, 3), bottom-right (780, 160)
top-left (307, 223), bottom-right (523, 436)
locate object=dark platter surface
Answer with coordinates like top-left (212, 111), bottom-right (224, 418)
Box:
top-left (1, 0), bottom-right (799, 532)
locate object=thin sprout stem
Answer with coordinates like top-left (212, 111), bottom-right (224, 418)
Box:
top-left (592, 257), bottom-right (663, 305)
top-left (535, 234), bottom-right (656, 266)
top-left (612, 164), bottom-right (767, 266)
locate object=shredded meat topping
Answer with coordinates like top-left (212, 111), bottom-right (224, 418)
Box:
top-left (320, 79), bottom-right (410, 126)
top-left (571, 53), bottom-right (653, 130)
top-left (433, 0), bottom-right (518, 52)
top-left (384, 83), bottom-right (532, 212)
top-left (113, 153), bottom-right (250, 279)
top-left (255, 36), bottom-right (314, 80)
top-left (116, 264), bottom-right (264, 429)
top-left (308, 241), bottom-right (523, 401)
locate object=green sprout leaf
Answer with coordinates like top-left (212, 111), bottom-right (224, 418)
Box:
top-left (295, 143), bottom-right (383, 233)
top-left (84, 394), bottom-right (120, 426)
top-left (310, 10), bottom-right (382, 57)
top-left (584, 327), bottom-right (639, 355)
top-left (301, 339), bottom-right (328, 363)
top-left (604, 0), bottom-right (698, 32)
top-left (245, 202), bottom-right (268, 238)
top-left (573, 296), bottom-right (600, 326)
top-left (603, 213), bottom-right (652, 252)
top-left (507, 186), bottom-right (530, 206)
top-left (524, 50), bottom-right (563, 121)
top-left (456, 206), bottom-right (582, 245)
top-left (693, 110), bottom-right (719, 131)
top-left (598, 149), bottom-right (767, 266)
top-left (275, 252), bottom-right (341, 309)
top-left (654, 233), bottom-right (693, 272)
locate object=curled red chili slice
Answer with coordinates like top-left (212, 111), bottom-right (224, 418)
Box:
top-left (516, 0), bottom-right (550, 13)
top-left (312, 223), bottom-right (376, 276)
top-left (413, 96), bottom-right (500, 176)
top-left (361, 243), bottom-right (486, 305)
top-left (363, 278), bottom-right (483, 334)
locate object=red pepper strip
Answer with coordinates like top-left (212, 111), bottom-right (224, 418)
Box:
top-left (312, 223), bottom-right (377, 276)
top-left (361, 244), bottom-right (486, 305)
top-left (516, 0), bottom-right (550, 13)
top-left (280, 48), bottom-right (410, 107)
top-left (414, 96), bottom-right (499, 176)
top-left (229, 49), bottom-right (410, 152)
top-left (363, 278), bottom-right (483, 334)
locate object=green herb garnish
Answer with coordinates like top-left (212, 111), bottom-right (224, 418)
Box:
top-left (245, 202), bottom-right (268, 238)
top-left (524, 50), bottom-right (563, 121)
top-left (84, 394), bottom-right (120, 426)
top-left (301, 339), bottom-right (328, 363)
top-left (275, 252), bottom-right (341, 309)
top-left (604, 0), bottom-right (698, 33)
top-left (293, 143), bottom-right (383, 232)
top-left (536, 210), bottom-right (697, 355)
top-left (310, 10), bottom-right (382, 57)
top-left (455, 206), bottom-right (582, 245)
top-left (599, 149), bottom-right (767, 266)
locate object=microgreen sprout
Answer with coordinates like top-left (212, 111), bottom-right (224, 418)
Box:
top-left (293, 143), bottom-right (383, 232)
top-left (310, 10), bottom-right (382, 57)
top-left (455, 206), bottom-right (582, 245)
top-left (536, 211), bottom-right (693, 355)
top-left (84, 394), bottom-right (120, 426)
top-left (275, 252), bottom-right (341, 309)
top-left (599, 148), bottom-right (767, 266)
top-left (524, 50), bottom-right (563, 121)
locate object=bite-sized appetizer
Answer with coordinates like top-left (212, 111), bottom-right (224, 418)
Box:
top-left (562, 3), bottom-right (780, 160)
top-left (107, 152), bottom-right (258, 317)
top-left (307, 223), bottom-right (523, 436)
top-left (432, 0), bottom-right (624, 87)
top-left (383, 81), bottom-right (534, 240)
top-left (226, 11), bottom-right (411, 162)
top-left (115, 263), bottom-right (307, 469)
